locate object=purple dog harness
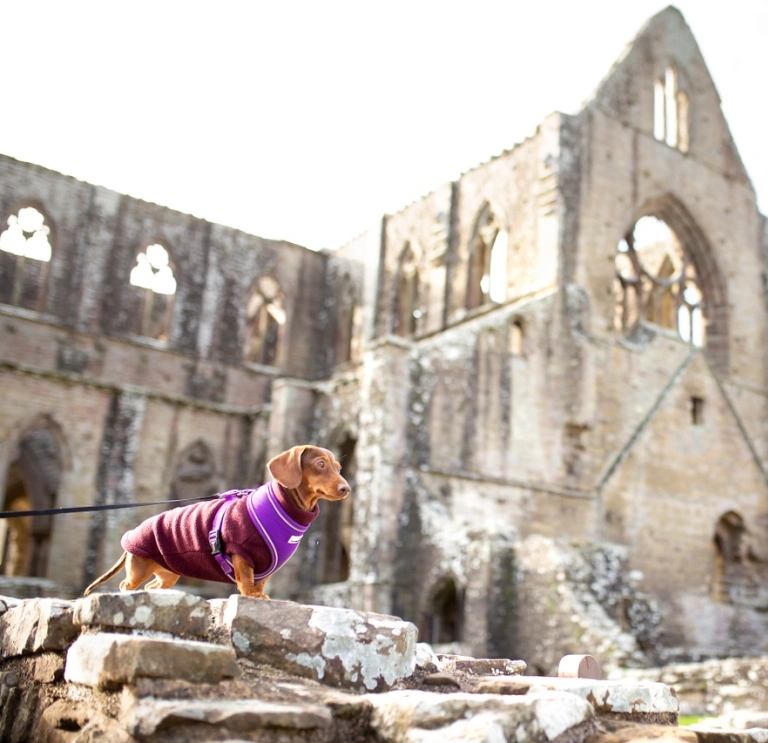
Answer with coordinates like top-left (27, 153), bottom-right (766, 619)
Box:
top-left (208, 481), bottom-right (310, 583)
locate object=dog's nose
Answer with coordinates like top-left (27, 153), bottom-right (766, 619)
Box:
top-left (338, 483), bottom-right (351, 496)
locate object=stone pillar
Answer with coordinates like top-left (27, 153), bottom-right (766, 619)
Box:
top-left (348, 337), bottom-right (412, 615)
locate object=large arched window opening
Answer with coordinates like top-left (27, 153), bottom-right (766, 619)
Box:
top-left (244, 276), bottom-right (286, 366)
top-left (614, 215), bottom-right (704, 346)
top-left (127, 243), bottom-right (177, 342)
top-left (467, 204), bottom-right (506, 309)
top-left (393, 243), bottom-right (422, 336)
top-left (0, 206), bottom-right (53, 312)
top-left (0, 425), bottom-right (63, 578)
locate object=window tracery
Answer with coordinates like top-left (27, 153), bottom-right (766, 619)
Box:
top-left (244, 276), bottom-right (285, 366)
top-left (127, 243), bottom-right (177, 342)
top-left (614, 216), bottom-right (703, 346)
top-left (0, 206), bottom-right (53, 311)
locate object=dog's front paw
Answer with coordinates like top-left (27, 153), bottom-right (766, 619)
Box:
top-left (239, 588), bottom-right (270, 599)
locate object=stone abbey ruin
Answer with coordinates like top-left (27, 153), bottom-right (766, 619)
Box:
top-left (2, 4), bottom-right (768, 681)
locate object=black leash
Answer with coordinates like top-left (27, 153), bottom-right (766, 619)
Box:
top-left (0, 494), bottom-right (218, 520)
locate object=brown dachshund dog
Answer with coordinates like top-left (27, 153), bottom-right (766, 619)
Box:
top-left (84, 445), bottom-right (350, 599)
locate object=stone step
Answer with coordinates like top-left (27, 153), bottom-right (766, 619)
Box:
top-left (73, 589), bottom-right (212, 637)
top-left (366, 689), bottom-right (594, 742)
top-left (64, 632), bottom-right (239, 689)
top-left (0, 597), bottom-right (77, 657)
top-left (218, 596), bottom-right (418, 692)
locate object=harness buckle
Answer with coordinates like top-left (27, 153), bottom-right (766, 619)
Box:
top-left (209, 529), bottom-right (223, 556)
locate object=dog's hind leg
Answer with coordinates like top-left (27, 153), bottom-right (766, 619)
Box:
top-left (119, 554), bottom-right (162, 591)
top-left (144, 567), bottom-right (180, 590)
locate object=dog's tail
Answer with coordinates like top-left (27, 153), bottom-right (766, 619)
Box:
top-left (83, 552), bottom-right (128, 596)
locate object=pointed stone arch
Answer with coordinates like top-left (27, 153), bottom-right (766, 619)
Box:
top-left (0, 414), bottom-right (69, 578)
top-left (467, 202), bottom-right (506, 310)
top-left (615, 194), bottom-right (728, 371)
top-left (392, 242), bottom-right (424, 336)
top-left (126, 241), bottom-right (178, 342)
top-left (244, 275), bottom-right (286, 366)
top-left (0, 203), bottom-right (55, 312)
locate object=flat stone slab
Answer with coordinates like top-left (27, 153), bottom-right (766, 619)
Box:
top-left (74, 590), bottom-right (212, 637)
top-left (438, 654), bottom-right (527, 676)
top-left (65, 632), bottom-right (239, 689)
top-left (220, 596), bottom-right (417, 692)
top-left (367, 689), bottom-right (593, 742)
top-left (0, 598), bottom-right (77, 657)
top-left (123, 697), bottom-right (333, 737)
top-left (475, 676), bottom-right (678, 720)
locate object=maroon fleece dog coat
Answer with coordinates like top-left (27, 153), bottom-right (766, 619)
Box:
top-left (121, 482), bottom-right (318, 583)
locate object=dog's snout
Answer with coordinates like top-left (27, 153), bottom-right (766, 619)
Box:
top-left (338, 482), bottom-right (351, 496)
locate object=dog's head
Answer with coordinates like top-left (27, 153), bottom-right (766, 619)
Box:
top-left (268, 445), bottom-right (351, 503)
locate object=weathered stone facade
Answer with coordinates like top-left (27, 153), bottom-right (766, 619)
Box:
top-left (2, 7), bottom-right (768, 669)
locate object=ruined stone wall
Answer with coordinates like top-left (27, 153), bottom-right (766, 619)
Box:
top-left (0, 154), bottom-right (362, 597)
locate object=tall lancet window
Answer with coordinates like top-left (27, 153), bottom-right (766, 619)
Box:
top-left (654, 66), bottom-right (689, 152)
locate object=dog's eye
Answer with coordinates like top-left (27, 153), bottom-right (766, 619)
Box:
top-left (316, 460), bottom-right (325, 468)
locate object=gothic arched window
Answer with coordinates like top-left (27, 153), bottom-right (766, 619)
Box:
top-left (127, 243), bottom-right (177, 342)
top-left (654, 65), bottom-right (689, 152)
top-left (394, 243), bottom-right (421, 336)
top-left (0, 206), bottom-right (53, 312)
top-left (467, 204), bottom-right (506, 309)
top-left (244, 276), bottom-right (285, 366)
top-left (614, 216), bottom-right (703, 346)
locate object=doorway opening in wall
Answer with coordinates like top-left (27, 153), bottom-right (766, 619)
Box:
top-left (614, 216), bottom-right (704, 346)
top-left (0, 428), bottom-right (62, 578)
top-left (420, 576), bottom-right (463, 646)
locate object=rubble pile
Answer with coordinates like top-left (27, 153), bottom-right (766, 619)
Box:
top-left (1, 591), bottom-right (766, 742)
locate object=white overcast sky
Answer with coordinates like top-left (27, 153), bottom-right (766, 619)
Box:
top-left (1, 1), bottom-right (765, 251)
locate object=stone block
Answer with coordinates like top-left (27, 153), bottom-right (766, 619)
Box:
top-left (367, 689), bottom-right (593, 742)
top-left (475, 676), bottom-right (678, 722)
top-left (33, 653), bottom-right (66, 683)
top-left (73, 590), bottom-right (212, 637)
top-left (438, 654), bottom-right (527, 676)
top-left (64, 632), bottom-right (239, 689)
top-left (219, 596), bottom-right (417, 691)
top-left (122, 697), bottom-right (332, 737)
top-left (0, 598), bottom-right (77, 657)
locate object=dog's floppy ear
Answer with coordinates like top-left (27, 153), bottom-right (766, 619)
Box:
top-left (267, 446), bottom-right (307, 490)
